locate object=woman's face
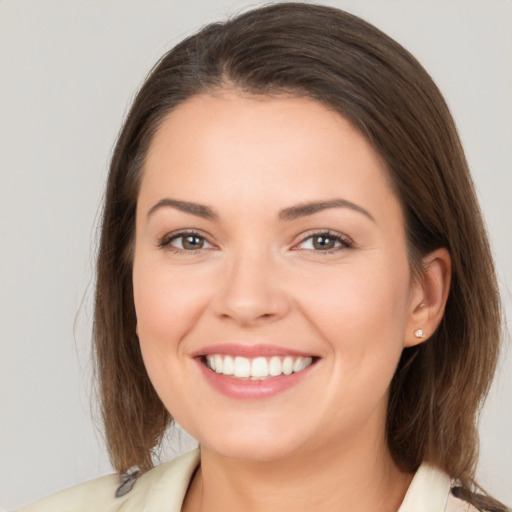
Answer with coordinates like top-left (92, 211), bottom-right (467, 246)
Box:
top-left (133, 91), bottom-right (422, 462)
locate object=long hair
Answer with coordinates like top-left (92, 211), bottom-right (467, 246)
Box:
top-left (93, 3), bottom-right (504, 508)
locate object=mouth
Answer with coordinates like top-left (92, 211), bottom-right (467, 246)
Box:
top-left (201, 354), bottom-right (315, 380)
top-left (193, 344), bottom-right (319, 399)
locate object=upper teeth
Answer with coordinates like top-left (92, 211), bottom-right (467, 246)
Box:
top-left (205, 355), bottom-right (313, 380)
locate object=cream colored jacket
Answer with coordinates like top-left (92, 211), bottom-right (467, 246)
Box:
top-left (16, 449), bottom-right (477, 512)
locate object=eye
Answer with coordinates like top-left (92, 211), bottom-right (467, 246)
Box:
top-left (295, 230), bottom-right (353, 253)
top-left (159, 230), bottom-right (214, 252)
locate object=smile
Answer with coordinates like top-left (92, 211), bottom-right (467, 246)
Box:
top-left (204, 355), bottom-right (314, 380)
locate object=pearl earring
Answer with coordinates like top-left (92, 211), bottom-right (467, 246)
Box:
top-left (414, 329), bottom-right (425, 339)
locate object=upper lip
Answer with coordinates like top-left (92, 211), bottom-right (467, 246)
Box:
top-left (192, 344), bottom-right (317, 358)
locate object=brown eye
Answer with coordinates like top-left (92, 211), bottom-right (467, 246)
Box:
top-left (180, 234), bottom-right (205, 250)
top-left (312, 234), bottom-right (337, 250)
top-left (159, 231), bottom-right (213, 252)
top-left (296, 231), bottom-right (352, 252)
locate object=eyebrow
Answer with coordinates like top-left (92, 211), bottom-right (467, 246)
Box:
top-left (278, 199), bottom-right (374, 222)
top-left (147, 198), bottom-right (219, 220)
top-left (147, 197), bottom-right (374, 222)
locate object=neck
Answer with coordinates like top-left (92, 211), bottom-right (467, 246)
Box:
top-left (182, 430), bottom-right (413, 512)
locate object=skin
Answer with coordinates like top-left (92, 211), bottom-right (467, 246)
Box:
top-left (132, 90), bottom-right (451, 512)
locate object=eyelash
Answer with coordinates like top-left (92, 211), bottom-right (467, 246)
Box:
top-left (294, 229), bottom-right (353, 254)
top-left (158, 230), bottom-right (209, 253)
top-left (158, 229), bottom-right (353, 255)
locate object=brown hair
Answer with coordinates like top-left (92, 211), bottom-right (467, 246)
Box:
top-left (93, 3), bottom-right (505, 509)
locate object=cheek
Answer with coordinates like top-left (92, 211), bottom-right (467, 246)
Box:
top-left (132, 263), bottom-right (210, 410)
top-left (133, 261), bottom-right (210, 346)
top-left (307, 259), bottom-right (409, 322)
top-left (298, 264), bottom-right (411, 430)
top-left (302, 259), bottom-right (411, 371)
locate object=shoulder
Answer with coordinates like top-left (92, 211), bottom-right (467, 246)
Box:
top-left (15, 473), bottom-right (120, 512)
top-left (15, 448), bottom-right (200, 512)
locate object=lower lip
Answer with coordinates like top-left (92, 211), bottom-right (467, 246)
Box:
top-left (195, 358), bottom-right (315, 399)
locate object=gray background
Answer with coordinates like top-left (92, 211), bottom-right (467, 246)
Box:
top-left (0, 0), bottom-right (510, 509)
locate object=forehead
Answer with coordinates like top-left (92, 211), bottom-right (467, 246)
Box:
top-left (139, 91), bottom-right (401, 224)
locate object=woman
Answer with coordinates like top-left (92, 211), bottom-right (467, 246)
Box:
top-left (17, 3), bottom-right (508, 511)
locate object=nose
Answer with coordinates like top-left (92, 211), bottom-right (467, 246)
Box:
top-left (211, 249), bottom-right (291, 327)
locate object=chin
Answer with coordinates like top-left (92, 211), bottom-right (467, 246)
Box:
top-left (203, 437), bottom-right (300, 462)
top-left (191, 418), bottom-right (317, 463)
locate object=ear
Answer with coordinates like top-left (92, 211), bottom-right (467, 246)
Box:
top-left (404, 248), bottom-right (452, 348)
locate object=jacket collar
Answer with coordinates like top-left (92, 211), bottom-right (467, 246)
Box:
top-left (141, 449), bottom-right (451, 512)
top-left (398, 462), bottom-right (451, 512)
